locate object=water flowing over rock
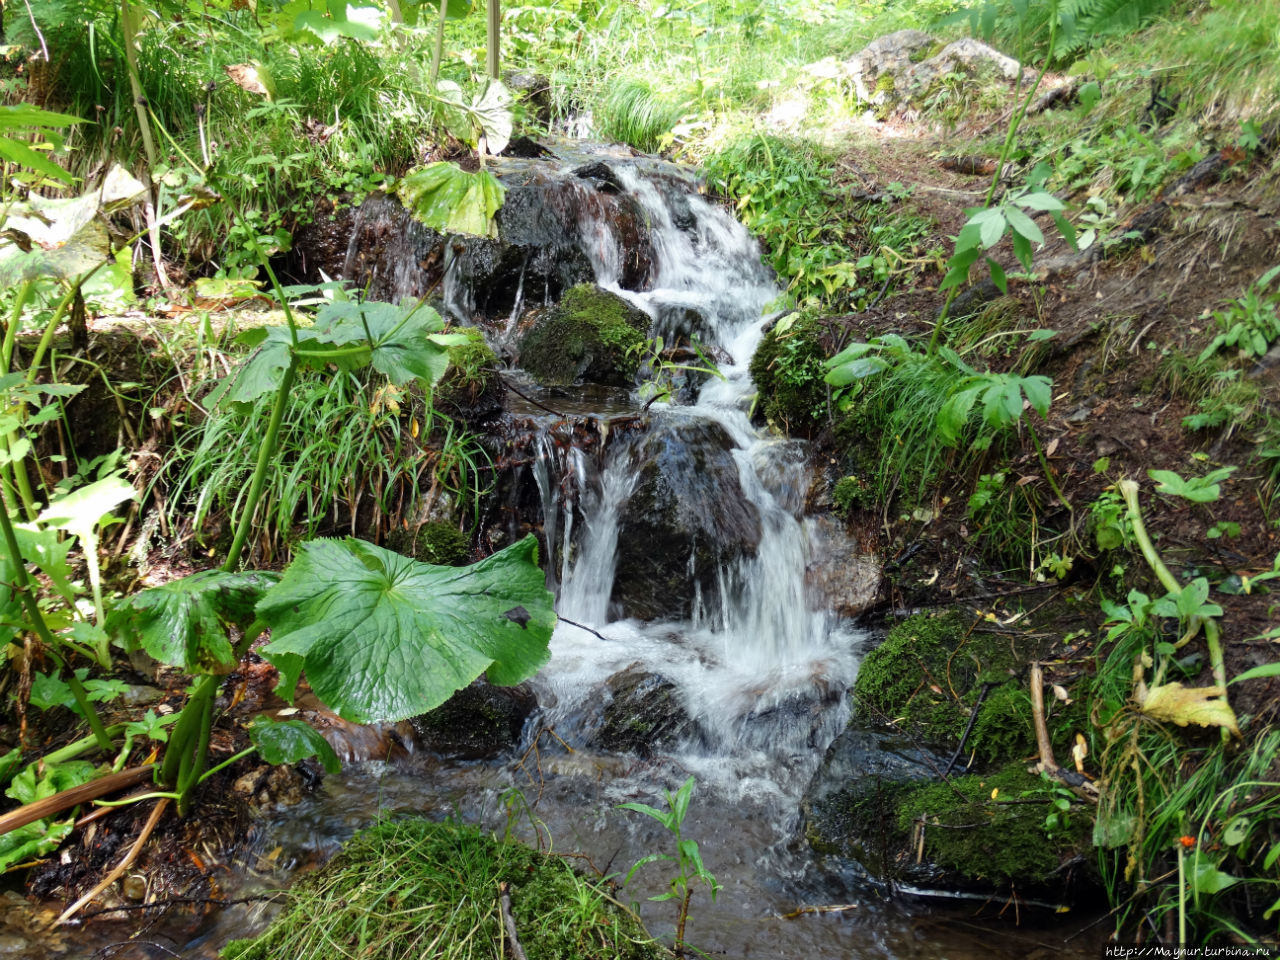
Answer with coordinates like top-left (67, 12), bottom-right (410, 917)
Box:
top-left (609, 417), bottom-right (762, 621)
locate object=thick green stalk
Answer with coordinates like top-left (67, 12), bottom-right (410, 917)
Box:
top-left (1120, 479), bottom-right (1231, 735)
top-left (486, 0), bottom-right (500, 80)
top-left (430, 0), bottom-right (449, 85)
top-left (119, 0), bottom-right (157, 168)
top-left (1, 281), bottom-right (34, 374)
top-left (221, 356), bottom-right (297, 571)
top-left (0, 500), bottom-right (113, 750)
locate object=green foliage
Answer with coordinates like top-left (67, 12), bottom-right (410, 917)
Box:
top-left (943, 187), bottom-right (1075, 295)
top-left (108, 570), bottom-right (279, 674)
top-left (825, 335), bottom-right (1055, 509)
top-left (248, 717), bottom-right (340, 773)
top-left (1149, 466), bottom-right (1235, 504)
top-left (594, 78), bottom-right (686, 153)
top-left (619, 776), bottom-right (719, 953)
top-left (832, 475), bottom-right (871, 517)
top-left (704, 135), bottom-right (930, 308)
top-left (1198, 266), bottom-right (1280, 363)
top-left (396, 163), bottom-right (507, 238)
top-left (942, 0), bottom-right (1177, 63)
top-left (223, 817), bottom-right (665, 960)
top-left (259, 536), bottom-right (554, 723)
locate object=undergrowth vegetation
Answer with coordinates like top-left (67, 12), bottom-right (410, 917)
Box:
top-left (223, 817), bottom-right (666, 960)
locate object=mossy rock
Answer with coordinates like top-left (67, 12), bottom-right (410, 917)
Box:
top-left (518, 283), bottom-right (650, 387)
top-left (385, 521), bottom-right (470, 566)
top-left (852, 611), bottom-right (1032, 761)
top-left (894, 764), bottom-right (1093, 888)
top-left (222, 817), bottom-right (665, 960)
top-left (436, 327), bottom-right (504, 423)
top-left (748, 313), bottom-right (828, 436)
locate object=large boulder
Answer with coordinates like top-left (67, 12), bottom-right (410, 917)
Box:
top-left (518, 284), bottom-right (651, 387)
top-left (844, 29), bottom-right (935, 106)
top-left (610, 418), bottom-right (762, 620)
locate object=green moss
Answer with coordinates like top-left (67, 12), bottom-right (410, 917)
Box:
top-left (832, 475), bottom-right (870, 517)
top-left (386, 521), bottom-right (470, 565)
top-left (853, 611), bottom-right (1027, 751)
top-left (748, 313), bottom-right (828, 435)
top-left (971, 684), bottom-right (1033, 764)
top-left (519, 284), bottom-right (649, 387)
top-left (223, 818), bottom-right (664, 960)
top-left (894, 765), bottom-right (1089, 885)
top-left (443, 327), bottom-right (498, 391)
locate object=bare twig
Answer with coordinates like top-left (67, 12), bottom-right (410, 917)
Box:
top-left (1029, 661), bottom-right (1057, 774)
top-left (502, 378), bottom-right (565, 418)
top-left (56, 797), bottom-right (171, 926)
top-left (557, 616), bottom-right (615, 642)
top-left (498, 882), bottom-right (529, 960)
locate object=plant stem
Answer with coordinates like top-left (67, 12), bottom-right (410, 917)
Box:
top-left (1025, 418), bottom-right (1071, 511)
top-left (430, 0), bottom-right (449, 85)
top-left (486, 0), bottom-right (501, 80)
top-left (0, 500), bottom-right (113, 750)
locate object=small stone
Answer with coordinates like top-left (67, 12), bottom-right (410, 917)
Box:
top-left (122, 875), bottom-right (147, 901)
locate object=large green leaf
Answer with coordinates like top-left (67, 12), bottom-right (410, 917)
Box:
top-left (311, 300), bottom-right (451, 385)
top-left (396, 163), bottom-right (506, 239)
top-left (38, 474), bottom-right (135, 541)
top-left (257, 536), bottom-right (554, 723)
top-left (249, 717), bottom-right (340, 773)
top-left (108, 570), bottom-right (279, 673)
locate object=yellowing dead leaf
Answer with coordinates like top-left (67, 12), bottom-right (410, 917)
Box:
top-left (1140, 682), bottom-right (1240, 737)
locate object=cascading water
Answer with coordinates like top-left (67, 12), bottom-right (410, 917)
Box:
top-left (539, 164), bottom-right (861, 763)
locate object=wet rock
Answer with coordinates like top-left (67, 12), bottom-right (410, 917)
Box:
top-left (598, 664), bottom-right (694, 754)
top-left (231, 765), bottom-right (271, 798)
top-left (801, 724), bottom-right (944, 884)
top-left (122, 875), bottom-right (147, 901)
top-left (805, 515), bottom-right (880, 618)
top-left (611, 418), bottom-right (762, 621)
top-left (519, 284), bottom-right (650, 387)
top-left (0, 934), bottom-right (29, 955)
top-left (411, 680), bottom-right (537, 759)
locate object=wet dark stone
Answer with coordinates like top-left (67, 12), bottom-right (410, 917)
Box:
top-left (801, 724), bottom-right (945, 885)
top-left (503, 134), bottom-right (553, 159)
top-left (411, 680), bottom-right (537, 759)
top-left (611, 418), bottom-right (762, 621)
top-left (597, 663), bottom-right (694, 755)
top-left (573, 161), bottom-right (625, 193)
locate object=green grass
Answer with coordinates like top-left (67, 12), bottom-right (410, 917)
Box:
top-left (222, 817), bottom-right (668, 960)
top-left (161, 361), bottom-right (489, 562)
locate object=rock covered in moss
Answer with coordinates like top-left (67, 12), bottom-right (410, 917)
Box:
top-left (385, 521), bottom-right (471, 566)
top-left (518, 283), bottom-right (650, 387)
top-left (436, 327), bottom-right (504, 424)
top-left (748, 312), bottom-right (829, 436)
top-left (801, 724), bottom-right (945, 884)
top-left (853, 611), bottom-right (1031, 761)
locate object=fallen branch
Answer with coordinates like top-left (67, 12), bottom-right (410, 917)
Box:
top-left (498, 881), bottom-right (528, 960)
top-left (75, 893), bottom-right (279, 921)
top-left (1029, 661), bottom-right (1058, 774)
top-left (779, 903), bottom-right (858, 919)
top-left (55, 796), bottom-right (171, 926)
top-left (0, 765), bottom-right (155, 839)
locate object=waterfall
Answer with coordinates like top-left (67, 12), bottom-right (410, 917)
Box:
top-left (531, 162), bottom-right (861, 766)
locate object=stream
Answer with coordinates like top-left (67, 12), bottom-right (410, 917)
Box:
top-left (61, 146), bottom-right (1100, 959)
